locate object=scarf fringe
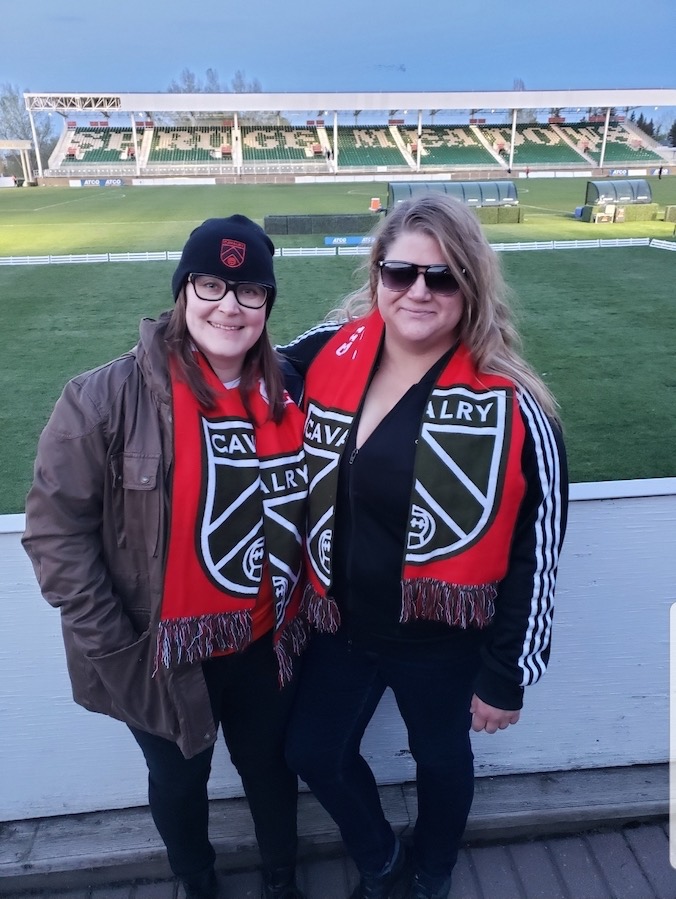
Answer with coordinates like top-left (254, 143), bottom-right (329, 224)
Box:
top-left (300, 582), bottom-right (341, 633)
top-left (154, 610), bottom-right (253, 673)
top-left (401, 579), bottom-right (497, 628)
top-left (274, 614), bottom-right (311, 687)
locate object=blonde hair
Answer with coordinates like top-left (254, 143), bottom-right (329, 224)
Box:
top-left (330, 194), bottom-right (559, 418)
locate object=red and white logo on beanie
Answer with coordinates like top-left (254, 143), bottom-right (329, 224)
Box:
top-left (220, 239), bottom-right (246, 268)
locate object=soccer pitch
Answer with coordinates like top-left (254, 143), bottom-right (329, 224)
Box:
top-left (1, 178), bottom-right (675, 514)
top-left (1, 177), bottom-right (676, 253)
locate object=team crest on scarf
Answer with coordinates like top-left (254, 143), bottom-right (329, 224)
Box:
top-left (259, 448), bottom-right (309, 617)
top-left (300, 314), bottom-right (527, 635)
top-left (199, 419), bottom-right (307, 606)
top-left (199, 418), bottom-right (263, 595)
top-left (220, 238), bottom-right (246, 268)
top-left (407, 386), bottom-right (511, 564)
top-left (159, 357), bottom-right (308, 681)
top-left (303, 401), bottom-right (354, 588)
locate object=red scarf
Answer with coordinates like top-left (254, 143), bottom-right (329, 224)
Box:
top-left (302, 311), bottom-right (526, 632)
top-left (156, 355), bottom-right (308, 683)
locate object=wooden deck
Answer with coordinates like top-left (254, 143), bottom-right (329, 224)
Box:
top-left (0, 765), bottom-right (673, 898)
top-left (0, 822), bottom-right (674, 898)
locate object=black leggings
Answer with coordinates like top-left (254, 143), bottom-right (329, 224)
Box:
top-left (286, 632), bottom-right (480, 880)
top-left (130, 633), bottom-right (299, 880)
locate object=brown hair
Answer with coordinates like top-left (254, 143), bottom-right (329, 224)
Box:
top-left (164, 287), bottom-right (286, 423)
top-left (331, 194), bottom-right (559, 419)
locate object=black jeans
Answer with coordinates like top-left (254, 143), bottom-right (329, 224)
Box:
top-left (130, 633), bottom-right (299, 881)
top-left (286, 631), bottom-right (480, 881)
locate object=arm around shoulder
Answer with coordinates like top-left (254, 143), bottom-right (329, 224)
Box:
top-left (276, 322), bottom-right (343, 381)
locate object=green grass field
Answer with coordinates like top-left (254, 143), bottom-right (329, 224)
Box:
top-left (1, 178), bottom-right (675, 513)
top-left (1, 176), bottom-right (676, 254)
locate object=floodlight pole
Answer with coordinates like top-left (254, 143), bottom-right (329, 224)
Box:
top-left (20, 149), bottom-right (31, 184)
top-left (417, 110), bottom-right (422, 172)
top-left (333, 112), bottom-right (338, 172)
top-left (234, 113), bottom-right (241, 176)
top-left (130, 114), bottom-right (141, 177)
top-left (599, 107), bottom-right (611, 170)
top-left (509, 108), bottom-right (517, 173)
top-left (26, 108), bottom-right (43, 181)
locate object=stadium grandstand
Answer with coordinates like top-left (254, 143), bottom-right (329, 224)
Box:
top-left (22, 88), bottom-right (676, 185)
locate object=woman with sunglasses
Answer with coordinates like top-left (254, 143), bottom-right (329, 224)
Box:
top-left (23, 216), bottom-right (308, 899)
top-left (281, 195), bottom-right (568, 899)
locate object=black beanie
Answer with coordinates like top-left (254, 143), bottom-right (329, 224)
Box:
top-left (172, 215), bottom-right (277, 313)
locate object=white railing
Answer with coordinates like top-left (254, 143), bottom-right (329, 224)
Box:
top-left (108, 251), bottom-right (172, 262)
top-left (0, 253), bottom-right (111, 266)
top-left (0, 237), bottom-right (671, 266)
top-left (337, 246), bottom-right (371, 256)
top-left (650, 238), bottom-right (676, 251)
top-left (490, 237), bottom-right (652, 253)
top-left (598, 237), bottom-right (651, 248)
top-left (275, 246), bottom-right (336, 257)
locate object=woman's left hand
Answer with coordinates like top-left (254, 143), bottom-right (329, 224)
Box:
top-left (470, 694), bottom-right (521, 734)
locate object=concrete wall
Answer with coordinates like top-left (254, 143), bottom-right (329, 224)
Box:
top-left (2, 479), bottom-right (675, 822)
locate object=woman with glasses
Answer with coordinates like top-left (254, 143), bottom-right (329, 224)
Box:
top-left (282, 195), bottom-right (568, 899)
top-left (23, 216), bottom-right (307, 899)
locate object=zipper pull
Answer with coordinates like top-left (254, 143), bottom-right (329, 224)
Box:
top-left (349, 447), bottom-right (359, 464)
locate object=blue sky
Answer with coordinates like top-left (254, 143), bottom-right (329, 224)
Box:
top-left (2, 0), bottom-right (674, 121)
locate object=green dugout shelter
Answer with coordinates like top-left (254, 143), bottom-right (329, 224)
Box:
top-left (388, 181), bottom-right (518, 210)
top-left (584, 179), bottom-right (652, 205)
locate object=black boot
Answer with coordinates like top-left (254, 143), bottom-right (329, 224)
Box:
top-left (406, 870), bottom-right (453, 899)
top-left (350, 840), bottom-right (408, 899)
top-left (180, 865), bottom-right (222, 899)
top-left (262, 864), bottom-right (306, 899)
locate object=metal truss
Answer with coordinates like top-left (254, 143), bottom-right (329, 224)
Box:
top-left (25, 95), bottom-right (122, 112)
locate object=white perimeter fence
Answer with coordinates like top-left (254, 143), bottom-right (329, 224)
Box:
top-left (0, 237), bottom-right (675, 266)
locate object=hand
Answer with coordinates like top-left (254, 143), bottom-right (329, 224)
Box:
top-left (470, 694), bottom-right (521, 734)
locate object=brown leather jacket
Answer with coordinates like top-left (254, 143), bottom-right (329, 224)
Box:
top-left (22, 315), bottom-right (218, 758)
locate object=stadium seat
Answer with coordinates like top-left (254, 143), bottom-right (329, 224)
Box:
top-left (60, 127), bottom-right (140, 165)
top-left (402, 127), bottom-right (496, 166)
top-left (559, 123), bottom-right (663, 163)
top-left (239, 126), bottom-right (324, 163)
top-left (335, 127), bottom-right (408, 167)
top-left (475, 125), bottom-right (584, 165)
top-left (148, 126), bottom-right (233, 163)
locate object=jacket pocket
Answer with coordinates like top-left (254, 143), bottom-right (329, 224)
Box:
top-left (88, 631), bottom-right (179, 737)
top-left (126, 606), bottom-right (151, 635)
top-left (110, 452), bottom-right (161, 557)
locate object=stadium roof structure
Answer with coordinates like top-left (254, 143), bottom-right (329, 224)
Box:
top-left (0, 139), bottom-right (31, 149)
top-left (21, 87), bottom-right (676, 181)
top-left (23, 87), bottom-right (676, 114)
top-left (0, 139), bottom-right (35, 183)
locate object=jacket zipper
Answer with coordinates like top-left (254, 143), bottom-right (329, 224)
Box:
top-left (344, 444), bottom-right (360, 611)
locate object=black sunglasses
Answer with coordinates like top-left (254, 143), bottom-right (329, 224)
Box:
top-left (378, 260), bottom-right (464, 296)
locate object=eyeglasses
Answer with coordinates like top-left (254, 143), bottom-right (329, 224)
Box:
top-left (378, 260), bottom-right (464, 296)
top-left (187, 273), bottom-right (269, 309)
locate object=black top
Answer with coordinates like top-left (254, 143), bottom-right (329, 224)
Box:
top-left (332, 349), bottom-right (461, 642)
top-left (278, 322), bottom-right (568, 709)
